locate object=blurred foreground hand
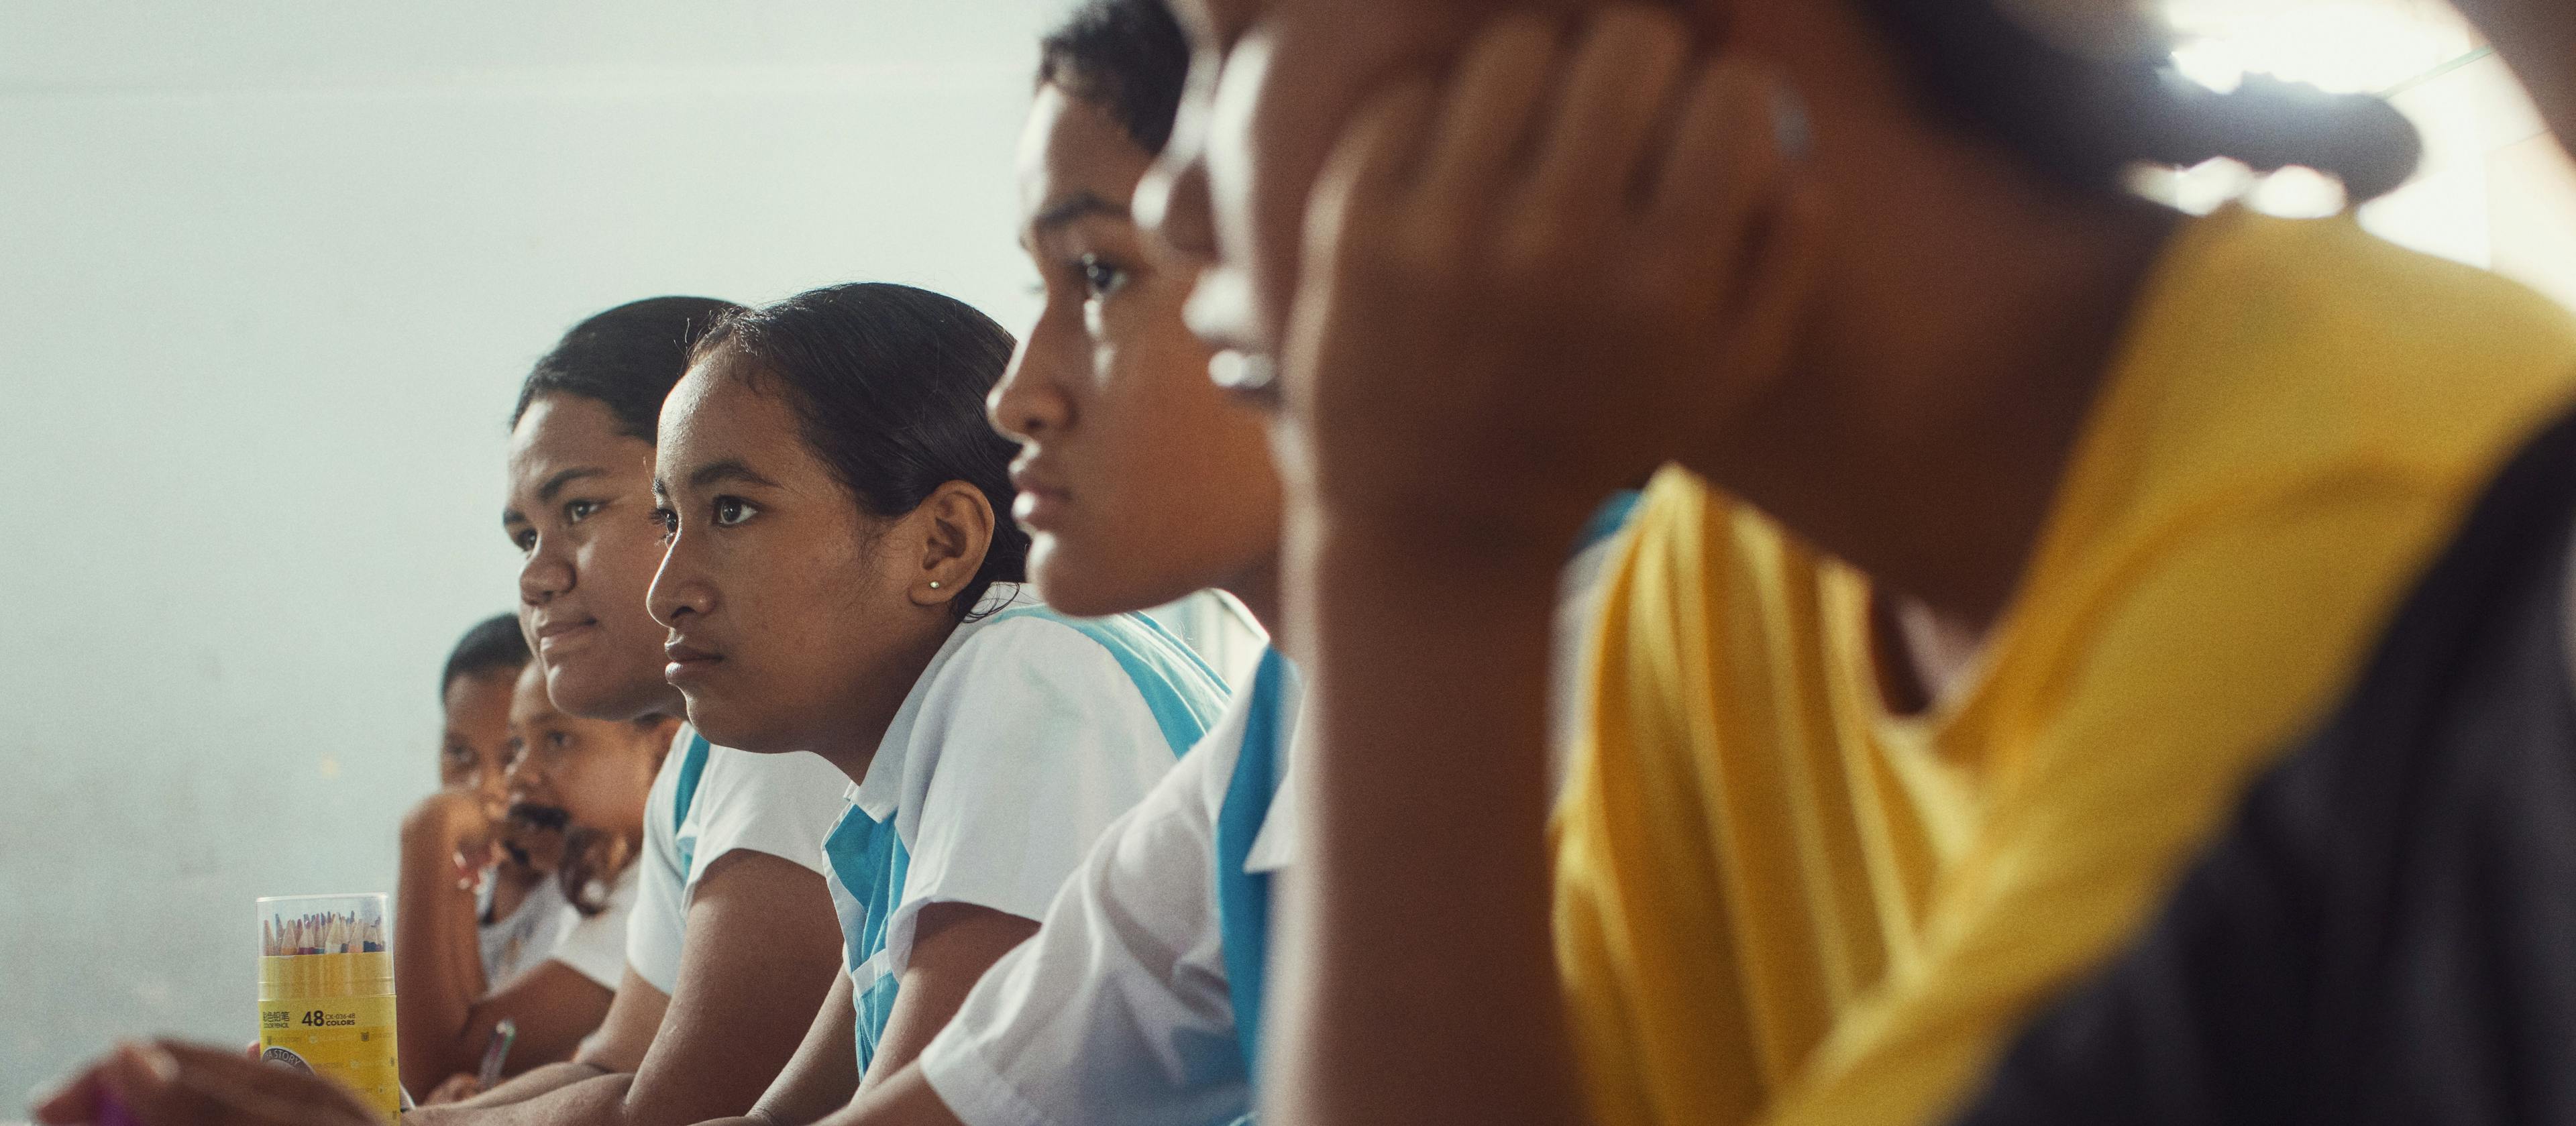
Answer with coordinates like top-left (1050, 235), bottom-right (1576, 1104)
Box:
top-left (34, 1041), bottom-right (380, 1126)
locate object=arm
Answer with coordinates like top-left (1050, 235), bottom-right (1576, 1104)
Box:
top-left (855, 903), bottom-right (1038, 1092)
top-left (1265, 11), bottom-right (1814, 1126)
top-left (416, 851), bottom-right (843, 1126)
top-left (743, 974), bottom-right (860, 1126)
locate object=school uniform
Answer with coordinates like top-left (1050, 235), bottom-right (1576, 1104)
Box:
top-left (475, 868), bottom-right (568, 989)
top-left (822, 597), bottom-right (1231, 1076)
top-left (914, 498), bottom-right (1639, 1126)
top-left (626, 725), bottom-right (851, 995)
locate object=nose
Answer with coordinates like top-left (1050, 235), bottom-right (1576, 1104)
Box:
top-left (647, 530), bottom-right (712, 631)
top-left (519, 535), bottom-right (574, 607)
top-left (989, 314), bottom-right (1075, 443)
top-left (1136, 97), bottom-right (1219, 264)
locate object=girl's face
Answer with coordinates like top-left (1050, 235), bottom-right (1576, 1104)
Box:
top-left (504, 393), bottom-right (681, 722)
top-left (989, 82), bottom-right (1283, 617)
top-left (500, 662), bottom-right (669, 844)
top-left (438, 669), bottom-right (519, 821)
top-left (1142, 0), bottom-right (1498, 357)
top-left (646, 356), bottom-right (955, 756)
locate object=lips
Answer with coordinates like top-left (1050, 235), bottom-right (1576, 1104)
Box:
top-left (664, 638), bottom-right (722, 685)
top-left (531, 616), bottom-right (598, 648)
top-left (1010, 460), bottom-right (1073, 530)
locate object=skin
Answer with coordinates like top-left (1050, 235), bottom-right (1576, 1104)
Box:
top-left (1141, 1), bottom-right (2186, 1125)
top-left (398, 663), bottom-right (674, 1088)
top-left (747, 80), bottom-right (1293, 1126)
top-left (38, 379), bottom-right (845, 1126)
top-left (645, 351), bottom-right (1036, 1094)
top-left (507, 394), bottom-right (686, 724)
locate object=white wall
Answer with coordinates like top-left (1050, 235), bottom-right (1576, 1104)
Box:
top-left (0, 1), bottom-right (1069, 1098)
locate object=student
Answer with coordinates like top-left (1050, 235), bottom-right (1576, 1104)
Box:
top-left (641, 280), bottom-right (1228, 1109)
top-left (423, 613), bottom-right (569, 1003)
top-left (407, 297), bottom-right (857, 1126)
top-left (404, 661), bottom-right (676, 1094)
top-left (33, 298), bottom-right (855, 1126)
top-left (1132, 3), bottom-right (2576, 1126)
top-left (1945, 10), bottom-right (2576, 1123)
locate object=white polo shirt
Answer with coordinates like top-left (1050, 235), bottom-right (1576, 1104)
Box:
top-left (822, 600), bottom-right (1231, 1077)
top-left (627, 726), bottom-right (851, 994)
top-left (549, 864), bottom-right (640, 991)
top-left (914, 493), bottom-right (1638, 1126)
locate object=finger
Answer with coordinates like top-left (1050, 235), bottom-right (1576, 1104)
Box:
top-left (32, 1063), bottom-right (109, 1124)
top-left (148, 1042), bottom-right (370, 1126)
top-left (1414, 13), bottom-right (1560, 213)
top-left (1649, 61), bottom-right (1797, 258)
top-left (1517, 5), bottom-right (1694, 219)
top-left (1302, 76), bottom-right (1441, 280)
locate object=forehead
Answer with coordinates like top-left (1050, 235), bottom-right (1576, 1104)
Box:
top-left (508, 394), bottom-right (637, 476)
top-left (656, 354), bottom-right (806, 481)
top-left (508, 662), bottom-right (555, 721)
top-left (1018, 85), bottom-right (1155, 219)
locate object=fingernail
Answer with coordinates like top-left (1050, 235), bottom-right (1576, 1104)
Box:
top-left (1769, 83), bottom-right (1812, 162)
top-left (1208, 350), bottom-right (1278, 394)
top-left (113, 1044), bottom-right (174, 1085)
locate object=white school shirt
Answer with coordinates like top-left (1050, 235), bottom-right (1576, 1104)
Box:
top-left (627, 724), bottom-right (851, 994)
top-left (916, 655), bottom-right (1297, 1126)
top-left (476, 869), bottom-right (569, 990)
top-left (823, 600), bottom-right (1225, 1076)
top-left (548, 864), bottom-right (640, 991)
top-left (915, 498), bottom-right (1638, 1126)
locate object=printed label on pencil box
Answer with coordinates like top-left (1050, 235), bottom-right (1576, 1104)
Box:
top-left (258, 995), bottom-right (398, 1120)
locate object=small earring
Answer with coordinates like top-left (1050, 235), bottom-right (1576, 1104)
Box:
top-left (929, 581), bottom-right (942, 590)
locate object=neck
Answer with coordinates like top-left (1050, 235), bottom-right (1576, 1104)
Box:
top-left (807, 612), bottom-right (962, 781)
top-left (1699, 108), bottom-right (2176, 634)
top-left (1222, 549), bottom-right (1286, 641)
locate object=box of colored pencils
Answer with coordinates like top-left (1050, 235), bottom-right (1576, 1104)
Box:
top-left (256, 893), bottom-right (399, 1120)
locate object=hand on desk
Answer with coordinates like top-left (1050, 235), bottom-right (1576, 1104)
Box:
top-left (34, 1041), bottom-right (379, 1126)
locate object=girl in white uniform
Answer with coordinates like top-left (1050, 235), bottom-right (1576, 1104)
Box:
top-left (785, 8), bottom-right (1636, 1126)
top-left (646, 282), bottom-right (1229, 1110)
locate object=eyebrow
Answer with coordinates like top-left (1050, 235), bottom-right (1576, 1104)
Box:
top-left (686, 458), bottom-right (784, 491)
top-left (1032, 190), bottom-right (1128, 234)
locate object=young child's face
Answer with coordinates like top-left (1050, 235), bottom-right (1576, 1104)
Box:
top-left (500, 661), bottom-right (665, 846)
top-left (439, 669), bottom-right (519, 821)
top-left (647, 357), bottom-right (930, 755)
top-left (504, 392), bottom-right (680, 724)
top-left (989, 82), bottom-right (1283, 617)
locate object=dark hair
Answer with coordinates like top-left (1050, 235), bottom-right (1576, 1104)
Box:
top-left (694, 283), bottom-right (1028, 621)
top-left (1037, 0), bottom-right (1191, 154)
top-left (1850, 0), bottom-right (2422, 201)
top-left (441, 613), bottom-right (530, 700)
top-left (512, 296), bottom-right (745, 442)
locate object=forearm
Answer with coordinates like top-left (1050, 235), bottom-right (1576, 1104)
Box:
top-left (397, 814), bottom-right (490, 1084)
top-left (1269, 516), bottom-right (1584, 1126)
top-left (409, 1069), bottom-right (633, 1126)
top-left (441, 1061), bottom-right (611, 1111)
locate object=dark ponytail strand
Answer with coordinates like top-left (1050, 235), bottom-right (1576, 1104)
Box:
top-left (1847, 0), bottom-right (2421, 202)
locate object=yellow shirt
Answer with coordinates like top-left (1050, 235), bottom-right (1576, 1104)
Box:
top-left (1551, 208), bottom-right (2576, 1126)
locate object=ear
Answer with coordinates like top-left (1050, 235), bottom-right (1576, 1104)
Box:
top-left (906, 480), bottom-right (997, 609)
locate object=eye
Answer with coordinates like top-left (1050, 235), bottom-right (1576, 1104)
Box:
top-left (564, 499), bottom-right (600, 524)
top-left (549, 730), bottom-right (573, 752)
top-left (1077, 254), bottom-right (1130, 300)
top-left (510, 526), bottom-right (537, 553)
top-left (712, 497), bottom-right (759, 527)
top-left (652, 506), bottom-right (678, 543)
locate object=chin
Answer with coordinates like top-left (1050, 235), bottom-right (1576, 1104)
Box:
top-left (1030, 550), bottom-right (1161, 618)
top-left (680, 695), bottom-right (794, 754)
top-left (544, 668), bottom-right (655, 723)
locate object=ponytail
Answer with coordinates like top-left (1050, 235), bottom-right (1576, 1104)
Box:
top-left (1848, 0), bottom-right (2422, 201)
